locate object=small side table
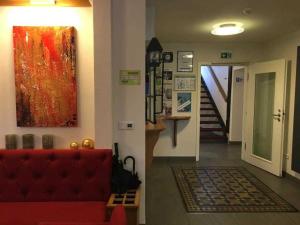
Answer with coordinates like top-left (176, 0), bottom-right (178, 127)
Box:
top-left (106, 189), bottom-right (140, 225)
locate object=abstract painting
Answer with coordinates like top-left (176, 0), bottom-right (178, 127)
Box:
top-left (13, 26), bottom-right (77, 127)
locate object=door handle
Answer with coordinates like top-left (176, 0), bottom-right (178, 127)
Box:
top-left (272, 113), bottom-right (281, 118)
top-left (273, 113), bottom-right (281, 122)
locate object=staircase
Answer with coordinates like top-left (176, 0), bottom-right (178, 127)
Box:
top-left (200, 78), bottom-right (227, 142)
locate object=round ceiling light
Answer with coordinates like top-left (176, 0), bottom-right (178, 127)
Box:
top-left (211, 22), bottom-right (245, 36)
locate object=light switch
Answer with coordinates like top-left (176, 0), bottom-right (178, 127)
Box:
top-left (118, 121), bottom-right (135, 130)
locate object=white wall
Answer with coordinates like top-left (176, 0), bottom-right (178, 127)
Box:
top-left (263, 30), bottom-right (300, 179)
top-left (154, 49), bottom-right (199, 157)
top-left (201, 66), bottom-right (227, 124)
top-left (111, 0), bottom-right (146, 223)
top-left (146, 5), bottom-right (155, 41)
top-left (229, 67), bottom-right (245, 142)
top-left (154, 42), bottom-right (264, 157)
top-left (211, 66), bottom-right (229, 94)
top-left (0, 7), bottom-right (95, 149)
top-left (93, 0), bottom-right (113, 148)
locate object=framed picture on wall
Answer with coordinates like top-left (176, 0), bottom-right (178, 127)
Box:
top-left (177, 92), bottom-right (192, 113)
top-left (174, 74), bottom-right (196, 91)
top-left (163, 52), bottom-right (173, 63)
top-left (177, 51), bottom-right (194, 72)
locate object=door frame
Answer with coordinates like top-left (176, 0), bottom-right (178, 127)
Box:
top-left (196, 62), bottom-right (248, 161)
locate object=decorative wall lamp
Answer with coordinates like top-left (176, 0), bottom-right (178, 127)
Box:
top-left (147, 37), bottom-right (163, 67)
top-left (146, 38), bottom-right (164, 124)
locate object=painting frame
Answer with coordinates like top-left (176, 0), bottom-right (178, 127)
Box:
top-left (177, 51), bottom-right (194, 72)
top-left (174, 74), bottom-right (196, 91)
top-left (13, 26), bottom-right (77, 127)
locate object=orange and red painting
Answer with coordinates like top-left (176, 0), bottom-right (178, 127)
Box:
top-left (13, 26), bottom-right (77, 127)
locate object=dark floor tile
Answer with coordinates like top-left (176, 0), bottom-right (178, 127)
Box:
top-left (146, 143), bottom-right (300, 225)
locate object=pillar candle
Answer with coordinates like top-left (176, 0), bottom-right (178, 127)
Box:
top-left (22, 134), bottom-right (34, 149)
top-left (42, 134), bottom-right (54, 149)
top-left (5, 134), bottom-right (17, 149)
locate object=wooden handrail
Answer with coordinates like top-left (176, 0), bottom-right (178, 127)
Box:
top-left (208, 66), bottom-right (227, 102)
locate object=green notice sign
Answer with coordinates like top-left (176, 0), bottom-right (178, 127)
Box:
top-left (220, 51), bottom-right (232, 59)
top-left (120, 70), bottom-right (141, 85)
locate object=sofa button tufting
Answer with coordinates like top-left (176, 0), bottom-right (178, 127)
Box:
top-left (98, 156), bottom-right (106, 162)
top-left (22, 154), bottom-right (30, 161)
top-left (8, 173), bottom-right (16, 180)
top-left (61, 171), bottom-right (69, 178)
top-left (74, 153), bottom-right (81, 160)
top-left (20, 188), bottom-right (28, 197)
top-left (46, 188), bottom-right (55, 195)
top-left (86, 171), bottom-right (95, 179)
top-left (48, 154), bottom-right (56, 161)
top-left (32, 172), bottom-right (43, 179)
top-left (72, 188), bottom-right (81, 195)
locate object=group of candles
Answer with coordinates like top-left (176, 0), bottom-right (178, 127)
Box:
top-left (5, 134), bottom-right (54, 149)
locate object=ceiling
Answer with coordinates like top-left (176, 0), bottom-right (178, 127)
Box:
top-left (148, 0), bottom-right (300, 43)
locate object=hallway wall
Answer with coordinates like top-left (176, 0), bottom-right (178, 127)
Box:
top-left (154, 42), bottom-right (265, 157)
top-left (112, 0), bottom-right (146, 223)
top-left (263, 30), bottom-right (300, 179)
top-left (0, 7), bottom-right (95, 149)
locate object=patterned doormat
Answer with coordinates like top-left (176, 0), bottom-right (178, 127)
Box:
top-left (172, 166), bottom-right (298, 213)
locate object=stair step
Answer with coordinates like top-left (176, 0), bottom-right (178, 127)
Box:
top-left (201, 96), bottom-right (209, 99)
top-left (200, 121), bottom-right (220, 124)
top-left (200, 108), bottom-right (215, 111)
top-left (201, 91), bottom-right (207, 93)
top-left (200, 114), bottom-right (217, 117)
top-left (201, 128), bottom-right (224, 132)
top-left (201, 102), bottom-right (211, 104)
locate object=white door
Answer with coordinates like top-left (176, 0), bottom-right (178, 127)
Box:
top-left (244, 59), bottom-right (287, 176)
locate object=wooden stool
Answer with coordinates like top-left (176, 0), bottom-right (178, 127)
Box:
top-left (106, 189), bottom-right (140, 225)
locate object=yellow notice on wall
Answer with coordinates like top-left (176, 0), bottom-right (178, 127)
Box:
top-left (120, 70), bottom-right (141, 85)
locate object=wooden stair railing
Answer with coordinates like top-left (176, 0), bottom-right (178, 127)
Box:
top-left (207, 66), bottom-right (228, 103)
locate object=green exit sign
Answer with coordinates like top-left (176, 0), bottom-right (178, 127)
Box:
top-left (220, 51), bottom-right (232, 59)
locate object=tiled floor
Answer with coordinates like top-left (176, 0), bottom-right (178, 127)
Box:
top-left (146, 143), bottom-right (300, 225)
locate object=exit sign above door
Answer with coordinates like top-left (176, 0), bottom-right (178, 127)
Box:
top-left (220, 51), bottom-right (232, 59)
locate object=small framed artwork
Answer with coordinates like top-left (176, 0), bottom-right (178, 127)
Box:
top-left (163, 52), bottom-right (173, 63)
top-left (177, 51), bottom-right (194, 72)
top-left (174, 74), bottom-right (196, 91)
top-left (177, 92), bottom-right (192, 113)
top-left (163, 70), bottom-right (173, 82)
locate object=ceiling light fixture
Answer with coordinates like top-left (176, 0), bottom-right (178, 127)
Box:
top-left (211, 22), bottom-right (245, 36)
top-left (30, 0), bottom-right (56, 5)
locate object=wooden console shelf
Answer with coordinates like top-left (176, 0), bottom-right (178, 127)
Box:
top-left (107, 189), bottom-right (140, 225)
top-left (164, 115), bottom-right (191, 147)
top-left (146, 118), bottom-right (166, 168)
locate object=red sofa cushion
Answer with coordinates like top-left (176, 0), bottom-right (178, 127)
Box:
top-left (39, 223), bottom-right (103, 225)
top-left (109, 205), bottom-right (127, 225)
top-left (36, 206), bottom-right (127, 225)
top-left (0, 149), bottom-right (112, 202)
top-left (0, 202), bottom-right (107, 225)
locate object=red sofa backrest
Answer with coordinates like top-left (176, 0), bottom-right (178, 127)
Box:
top-left (0, 149), bottom-right (112, 202)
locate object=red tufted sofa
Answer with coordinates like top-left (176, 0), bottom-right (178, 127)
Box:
top-left (0, 149), bottom-right (126, 225)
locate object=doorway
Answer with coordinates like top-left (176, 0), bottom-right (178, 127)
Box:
top-left (197, 59), bottom-right (287, 177)
top-left (199, 65), bottom-right (245, 144)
